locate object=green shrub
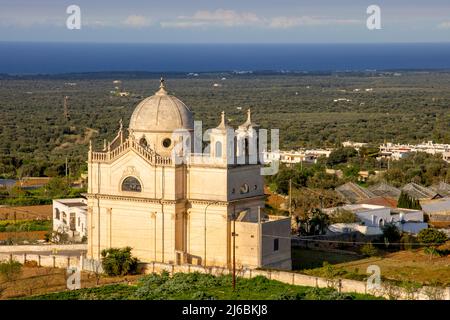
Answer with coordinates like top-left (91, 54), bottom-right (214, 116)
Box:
top-left (191, 291), bottom-right (216, 300)
top-left (360, 243), bottom-right (379, 257)
top-left (100, 247), bottom-right (139, 276)
top-left (417, 228), bottom-right (448, 246)
top-left (423, 246), bottom-right (442, 257)
top-left (271, 291), bottom-right (306, 300)
top-left (0, 260), bottom-right (23, 282)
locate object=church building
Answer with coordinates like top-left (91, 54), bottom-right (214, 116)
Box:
top-left (86, 79), bottom-right (291, 270)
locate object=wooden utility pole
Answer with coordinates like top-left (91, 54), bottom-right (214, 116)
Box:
top-left (65, 157), bottom-right (69, 184)
top-left (13, 212), bottom-right (17, 243)
top-left (232, 206), bottom-right (236, 291)
top-left (257, 206), bottom-right (262, 268)
top-left (288, 178), bottom-right (292, 216)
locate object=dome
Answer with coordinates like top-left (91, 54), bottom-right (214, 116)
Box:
top-left (129, 79), bottom-right (194, 133)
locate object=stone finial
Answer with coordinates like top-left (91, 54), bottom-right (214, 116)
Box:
top-left (247, 108), bottom-right (251, 123)
top-left (119, 118), bottom-right (123, 131)
top-left (215, 111), bottom-right (232, 131)
top-left (89, 140), bottom-right (92, 152)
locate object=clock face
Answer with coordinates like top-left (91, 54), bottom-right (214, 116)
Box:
top-left (240, 183), bottom-right (249, 194)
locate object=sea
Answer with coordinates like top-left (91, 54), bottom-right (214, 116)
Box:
top-left (2, 42), bottom-right (450, 75)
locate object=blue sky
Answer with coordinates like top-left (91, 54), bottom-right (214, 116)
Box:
top-left (1, 0), bottom-right (450, 43)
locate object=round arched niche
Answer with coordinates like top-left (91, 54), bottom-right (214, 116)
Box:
top-left (121, 176), bottom-right (142, 192)
top-left (139, 137), bottom-right (148, 147)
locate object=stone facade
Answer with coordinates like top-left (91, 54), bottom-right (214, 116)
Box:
top-left (86, 79), bottom-right (291, 270)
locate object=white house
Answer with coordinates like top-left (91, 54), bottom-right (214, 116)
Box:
top-left (324, 204), bottom-right (428, 235)
top-left (53, 198), bottom-right (88, 241)
top-left (263, 149), bottom-right (332, 166)
top-left (443, 151), bottom-right (450, 164)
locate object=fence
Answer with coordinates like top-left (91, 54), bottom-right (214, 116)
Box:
top-left (0, 244), bottom-right (87, 253)
top-left (0, 252), bottom-right (80, 268)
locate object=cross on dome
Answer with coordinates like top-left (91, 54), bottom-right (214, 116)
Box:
top-left (156, 76), bottom-right (168, 95)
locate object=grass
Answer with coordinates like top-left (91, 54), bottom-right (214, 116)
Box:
top-left (21, 272), bottom-right (381, 300)
top-left (0, 266), bottom-right (141, 299)
top-left (292, 247), bottom-right (363, 270)
top-left (0, 219), bottom-right (51, 232)
top-left (331, 249), bottom-right (450, 286)
top-left (295, 244), bottom-right (450, 287)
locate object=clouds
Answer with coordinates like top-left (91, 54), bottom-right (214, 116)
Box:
top-left (0, 16), bottom-right (63, 28)
top-left (122, 15), bottom-right (152, 28)
top-left (1, 8), bottom-right (358, 31)
top-left (437, 21), bottom-right (450, 29)
top-left (161, 9), bottom-right (262, 28)
top-left (160, 9), bottom-right (360, 29)
top-left (2, 3), bottom-right (449, 43)
top-left (269, 16), bottom-right (360, 28)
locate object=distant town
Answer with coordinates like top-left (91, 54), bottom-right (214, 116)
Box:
top-left (268, 140), bottom-right (450, 165)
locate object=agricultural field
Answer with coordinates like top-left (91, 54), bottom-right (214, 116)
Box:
top-left (0, 231), bottom-right (48, 242)
top-left (0, 206), bottom-right (52, 242)
top-left (18, 271), bottom-right (380, 300)
top-left (0, 265), bottom-right (141, 299)
top-left (0, 205), bottom-right (52, 220)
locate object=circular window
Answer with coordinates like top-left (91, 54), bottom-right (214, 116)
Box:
top-left (162, 138), bottom-right (172, 148)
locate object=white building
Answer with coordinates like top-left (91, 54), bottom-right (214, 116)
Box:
top-left (264, 149), bottom-right (332, 166)
top-left (86, 79), bottom-right (291, 270)
top-left (443, 151), bottom-right (450, 164)
top-left (342, 141), bottom-right (368, 151)
top-left (53, 198), bottom-right (88, 241)
top-left (379, 141), bottom-right (450, 162)
top-left (325, 204), bottom-right (428, 235)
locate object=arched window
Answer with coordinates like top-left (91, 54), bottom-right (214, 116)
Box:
top-left (139, 137), bottom-right (148, 147)
top-left (215, 141), bottom-right (222, 158)
top-left (55, 208), bottom-right (60, 220)
top-left (122, 176), bottom-right (142, 192)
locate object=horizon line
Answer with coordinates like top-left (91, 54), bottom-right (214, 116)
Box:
top-left (2, 40), bottom-right (450, 45)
